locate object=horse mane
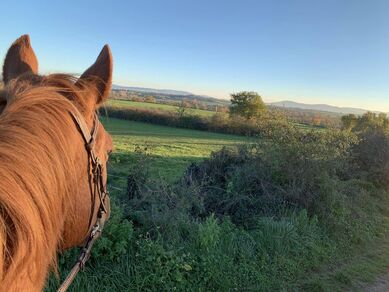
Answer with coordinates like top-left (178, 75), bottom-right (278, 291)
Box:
top-left (0, 74), bottom-right (91, 288)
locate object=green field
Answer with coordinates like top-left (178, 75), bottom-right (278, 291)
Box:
top-left (107, 99), bottom-right (322, 133)
top-left (108, 99), bottom-right (218, 117)
top-left (102, 117), bottom-right (252, 193)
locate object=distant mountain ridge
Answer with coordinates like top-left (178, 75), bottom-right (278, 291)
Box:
top-left (112, 84), bottom-right (230, 106)
top-left (112, 85), bottom-right (380, 115)
top-left (270, 100), bottom-right (379, 115)
top-left (112, 84), bottom-right (193, 96)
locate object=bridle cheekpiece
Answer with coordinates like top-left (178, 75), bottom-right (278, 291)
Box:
top-left (57, 110), bottom-right (110, 292)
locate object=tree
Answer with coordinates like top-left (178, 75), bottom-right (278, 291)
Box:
top-left (342, 112), bottom-right (389, 133)
top-left (131, 95), bottom-right (143, 102)
top-left (177, 100), bottom-right (188, 118)
top-left (145, 95), bottom-right (156, 103)
top-left (229, 91), bottom-right (266, 119)
top-left (341, 114), bottom-right (357, 131)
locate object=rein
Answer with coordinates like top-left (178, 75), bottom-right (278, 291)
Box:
top-left (57, 111), bottom-right (110, 292)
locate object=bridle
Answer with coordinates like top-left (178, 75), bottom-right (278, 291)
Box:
top-left (57, 110), bottom-right (110, 292)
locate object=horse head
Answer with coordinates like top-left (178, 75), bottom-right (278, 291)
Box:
top-left (0, 35), bottom-right (114, 290)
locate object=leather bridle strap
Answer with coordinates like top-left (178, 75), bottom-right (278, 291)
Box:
top-left (70, 112), bottom-right (101, 230)
top-left (57, 111), bottom-right (110, 292)
top-left (70, 111), bottom-right (98, 150)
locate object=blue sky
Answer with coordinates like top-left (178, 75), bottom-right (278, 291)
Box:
top-left (0, 0), bottom-right (388, 111)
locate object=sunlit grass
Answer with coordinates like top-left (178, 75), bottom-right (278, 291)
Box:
top-left (102, 117), bottom-right (253, 189)
top-left (108, 99), bottom-right (218, 117)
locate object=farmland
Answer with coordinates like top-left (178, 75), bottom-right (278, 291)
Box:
top-left (107, 97), bottom-right (343, 129)
top-left (108, 99), bottom-right (218, 117)
top-left (103, 117), bottom-right (251, 183)
top-left (105, 99), bottom-right (328, 136)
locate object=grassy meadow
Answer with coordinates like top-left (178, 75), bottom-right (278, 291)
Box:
top-left (108, 99), bottom-right (217, 117)
top-left (106, 99), bottom-right (322, 134)
top-left (103, 117), bottom-right (252, 183)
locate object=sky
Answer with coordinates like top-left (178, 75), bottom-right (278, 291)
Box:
top-left (0, 0), bottom-right (388, 111)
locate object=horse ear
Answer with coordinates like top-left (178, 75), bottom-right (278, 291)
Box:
top-left (2, 35), bottom-right (38, 84)
top-left (77, 45), bottom-right (113, 107)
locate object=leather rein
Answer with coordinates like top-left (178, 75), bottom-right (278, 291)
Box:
top-left (57, 111), bottom-right (110, 292)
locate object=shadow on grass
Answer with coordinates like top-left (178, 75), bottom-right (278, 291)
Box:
top-left (108, 152), bottom-right (204, 184)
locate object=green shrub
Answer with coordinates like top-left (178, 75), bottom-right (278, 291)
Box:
top-left (92, 204), bottom-right (133, 261)
top-left (352, 129), bottom-right (389, 187)
top-left (129, 234), bottom-right (195, 291)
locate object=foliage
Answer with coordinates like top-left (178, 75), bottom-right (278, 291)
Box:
top-left (91, 204), bottom-right (134, 261)
top-left (144, 95), bottom-right (156, 103)
top-left (126, 145), bottom-right (152, 199)
top-left (352, 128), bottom-right (389, 187)
top-left (342, 112), bottom-right (389, 133)
top-left (342, 112), bottom-right (389, 187)
top-left (176, 100), bottom-right (187, 118)
top-left (230, 91), bottom-right (267, 119)
top-left (182, 126), bottom-right (362, 229)
top-left (45, 115), bottom-right (389, 291)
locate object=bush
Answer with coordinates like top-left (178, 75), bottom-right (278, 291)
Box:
top-left (352, 129), bottom-right (389, 187)
top-left (341, 112), bottom-right (389, 187)
top-left (92, 204), bottom-right (133, 261)
top-left (181, 126), bottom-right (360, 229)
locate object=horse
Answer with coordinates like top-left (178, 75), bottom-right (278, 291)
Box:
top-left (0, 35), bottom-right (113, 291)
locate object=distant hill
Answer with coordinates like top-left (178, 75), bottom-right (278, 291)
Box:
top-left (270, 100), bottom-right (376, 115)
top-left (112, 84), bottom-right (230, 107)
top-left (112, 85), bottom-right (380, 115)
top-left (112, 85), bottom-right (193, 96)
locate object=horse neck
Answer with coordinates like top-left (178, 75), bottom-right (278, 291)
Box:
top-left (0, 106), bottom-right (80, 290)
